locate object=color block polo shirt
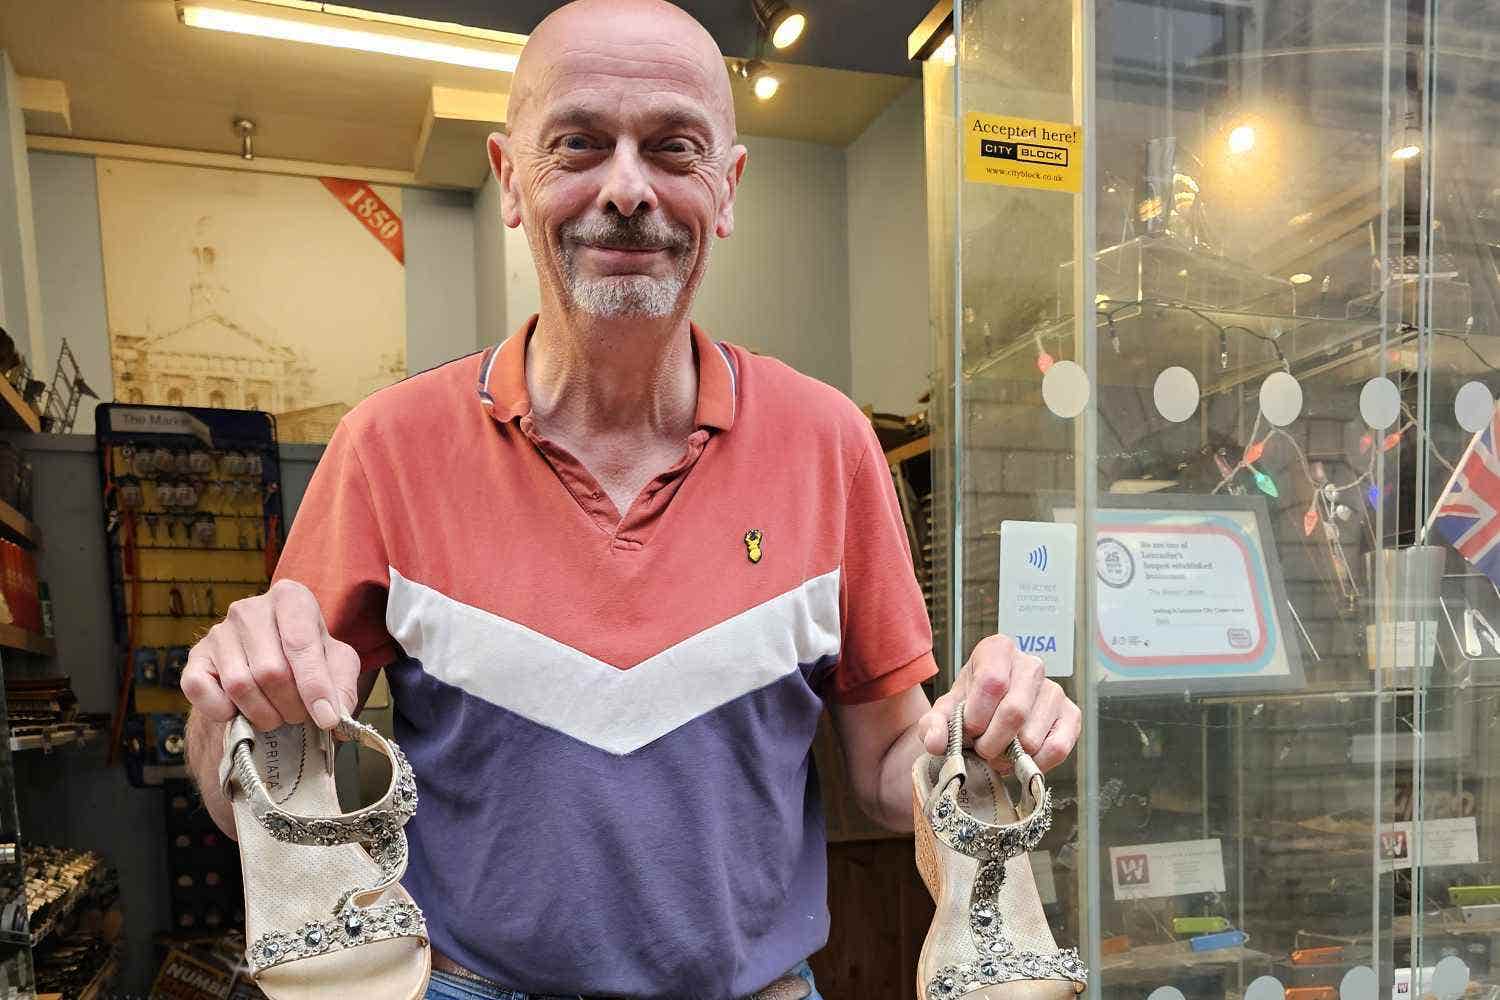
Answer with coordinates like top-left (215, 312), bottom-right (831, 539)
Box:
top-left (272, 318), bottom-right (936, 999)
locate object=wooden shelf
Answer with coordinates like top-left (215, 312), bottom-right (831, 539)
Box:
top-left (0, 498), bottom-right (40, 548)
top-left (75, 955), bottom-right (120, 1000)
top-left (0, 378), bottom-right (39, 434)
top-left (9, 726), bottom-right (97, 752)
top-left (0, 623), bottom-right (54, 656)
top-left (884, 434), bottom-right (932, 467)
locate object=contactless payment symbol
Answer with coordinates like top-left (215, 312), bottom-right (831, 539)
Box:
top-left (1096, 537), bottom-right (1135, 589)
top-left (1027, 545), bottom-right (1049, 571)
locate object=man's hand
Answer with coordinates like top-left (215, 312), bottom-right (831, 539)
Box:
top-left (180, 579), bottom-right (359, 732)
top-left (917, 634), bottom-right (1081, 771)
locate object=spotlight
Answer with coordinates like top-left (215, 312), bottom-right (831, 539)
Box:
top-left (1228, 124), bottom-right (1255, 155)
top-left (1392, 122), bottom-right (1422, 160)
top-left (739, 59), bottom-right (780, 101)
top-left (1289, 273), bottom-right (1313, 285)
top-left (751, 0), bottom-right (806, 50)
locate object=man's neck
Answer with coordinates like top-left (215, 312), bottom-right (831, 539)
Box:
top-left (525, 305), bottom-right (699, 444)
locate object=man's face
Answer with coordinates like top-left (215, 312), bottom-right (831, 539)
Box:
top-left (495, 22), bottom-right (745, 321)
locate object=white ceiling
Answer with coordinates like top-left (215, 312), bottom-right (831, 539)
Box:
top-left (0, 0), bottom-right (915, 185)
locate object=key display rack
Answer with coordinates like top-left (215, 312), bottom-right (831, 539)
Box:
top-left (93, 404), bottom-right (286, 789)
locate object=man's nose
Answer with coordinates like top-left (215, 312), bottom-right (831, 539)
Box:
top-left (596, 142), bottom-right (658, 218)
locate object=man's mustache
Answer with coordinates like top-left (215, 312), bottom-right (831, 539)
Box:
top-left (562, 213), bottom-right (692, 252)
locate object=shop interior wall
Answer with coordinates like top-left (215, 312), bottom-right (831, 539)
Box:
top-left (846, 83), bottom-right (930, 415)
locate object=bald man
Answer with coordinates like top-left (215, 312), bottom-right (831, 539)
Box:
top-left (182, 2), bottom-right (1081, 998)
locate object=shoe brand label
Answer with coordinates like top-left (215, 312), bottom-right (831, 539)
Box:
top-left (1109, 839), bottom-right (1226, 900)
top-left (998, 521), bottom-right (1078, 677)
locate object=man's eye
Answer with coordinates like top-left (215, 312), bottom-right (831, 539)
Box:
top-left (561, 135), bottom-right (594, 151)
top-left (658, 140), bottom-right (695, 155)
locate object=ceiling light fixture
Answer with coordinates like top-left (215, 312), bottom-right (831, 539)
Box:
top-left (1289, 273), bottom-right (1313, 285)
top-left (177, 2), bottom-right (520, 73)
top-left (935, 34), bottom-right (956, 66)
top-left (738, 59), bottom-right (780, 101)
top-left (751, 0), bottom-right (806, 50)
top-left (1227, 124), bottom-right (1256, 155)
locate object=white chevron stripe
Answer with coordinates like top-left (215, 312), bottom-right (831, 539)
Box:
top-left (385, 567), bottom-right (842, 754)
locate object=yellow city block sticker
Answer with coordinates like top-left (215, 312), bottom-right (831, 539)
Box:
top-left (964, 113), bottom-right (1082, 193)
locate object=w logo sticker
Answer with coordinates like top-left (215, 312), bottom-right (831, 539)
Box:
top-left (1115, 853), bottom-right (1150, 886)
top-left (1027, 545), bottom-right (1049, 571)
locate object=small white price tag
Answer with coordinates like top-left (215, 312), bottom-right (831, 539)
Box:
top-left (997, 521), bottom-right (1078, 677)
top-left (1109, 839), bottom-right (1226, 900)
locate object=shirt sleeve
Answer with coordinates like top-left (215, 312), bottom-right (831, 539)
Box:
top-left (831, 425), bottom-right (937, 704)
top-left (271, 421), bottom-right (399, 672)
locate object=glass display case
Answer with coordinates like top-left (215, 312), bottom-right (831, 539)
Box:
top-left (920, 0), bottom-right (1500, 995)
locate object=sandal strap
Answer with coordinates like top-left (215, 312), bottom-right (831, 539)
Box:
top-left (246, 897), bottom-right (428, 976)
top-left (220, 715), bottom-right (419, 849)
top-left (924, 701), bottom-right (1053, 861)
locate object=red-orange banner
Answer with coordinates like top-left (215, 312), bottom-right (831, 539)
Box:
top-left (319, 177), bottom-right (405, 265)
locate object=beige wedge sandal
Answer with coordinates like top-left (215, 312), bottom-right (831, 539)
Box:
top-left (912, 701), bottom-right (1087, 999)
top-left (220, 714), bottom-right (431, 999)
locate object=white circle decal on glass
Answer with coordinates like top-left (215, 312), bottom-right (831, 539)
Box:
top-left (1456, 380), bottom-right (1494, 433)
top-left (1243, 976), bottom-right (1286, 1000)
top-left (1146, 989), bottom-right (1186, 1000)
top-left (1431, 956), bottom-right (1469, 999)
top-left (1042, 360), bottom-right (1090, 419)
top-left (1340, 965), bottom-right (1378, 1000)
top-left (1260, 371), bottom-right (1304, 427)
top-left (1153, 367), bottom-right (1200, 423)
top-left (1359, 376), bottom-right (1401, 430)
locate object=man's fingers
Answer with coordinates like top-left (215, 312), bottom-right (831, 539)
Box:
top-left (181, 639), bottom-right (235, 723)
top-left (210, 623), bottom-right (282, 731)
top-left (1032, 696), bottom-right (1082, 772)
top-left (919, 668), bottom-right (972, 754)
top-left (323, 635), bottom-right (361, 719)
top-left (270, 579), bottom-right (341, 730)
top-left (974, 654), bottom-right (1044, 760)
top-left (227, 592), bottom-right (305, 726)
top-left (963, 635), bottom-right (1017, 741)
top-left (1020, 680), bottom-right (1065, 752)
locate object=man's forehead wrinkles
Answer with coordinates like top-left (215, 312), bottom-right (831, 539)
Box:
top-left (536, 48), bottom-right (714, 92)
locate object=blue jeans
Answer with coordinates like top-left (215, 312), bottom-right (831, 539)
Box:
top-left (423, 960), bottom-right (823, 1000)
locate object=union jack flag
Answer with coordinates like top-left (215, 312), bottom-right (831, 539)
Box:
top-left (1429, 403), bottom-right (1500, 583)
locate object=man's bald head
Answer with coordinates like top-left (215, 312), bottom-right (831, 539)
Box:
top-left (508, 0), bottom-right (736, 142)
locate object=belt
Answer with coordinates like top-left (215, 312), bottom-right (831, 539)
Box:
top-left (430, 950), bottom-right (812, 1000)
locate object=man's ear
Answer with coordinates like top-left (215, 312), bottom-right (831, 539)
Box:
top-left (714, 144), bottom-right (749, 239)
top-left (488, 132), bottom-right (525, 229)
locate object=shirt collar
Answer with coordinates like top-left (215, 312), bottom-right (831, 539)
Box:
top-left (479, 315), bottom-right (736, 432)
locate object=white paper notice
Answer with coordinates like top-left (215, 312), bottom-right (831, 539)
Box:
top-left (1029, 851), bottom-right (1058, 905)
top-left (1379, 817), bottom-right (1479, 871)
top-left (1370, 620), bottom-right (1439, 671)
top-left (998, 521), bottom-right (1078, 677)
top-left (1109, 839), bottom-right (1226, 900)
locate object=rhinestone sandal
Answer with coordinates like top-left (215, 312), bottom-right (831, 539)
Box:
top-left (912, 701), bottom-right (1087, 999)
top-left (219, 715), bottom-right (430, 999)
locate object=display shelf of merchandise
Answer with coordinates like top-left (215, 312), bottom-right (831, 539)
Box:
top-left (0, 498), bottom-right (40, 549)
top-left (0, 378), bottom-right (40, 434)
top-left (8, 852), bottom-right (108, 950)
top-left (0, 624), bottom-right (54, 656)
top-left (8, 725), bottom-right (99, 753)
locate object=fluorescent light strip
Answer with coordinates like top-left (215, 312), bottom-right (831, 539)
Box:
top-left (180, 5), bottom-right (519, 72)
